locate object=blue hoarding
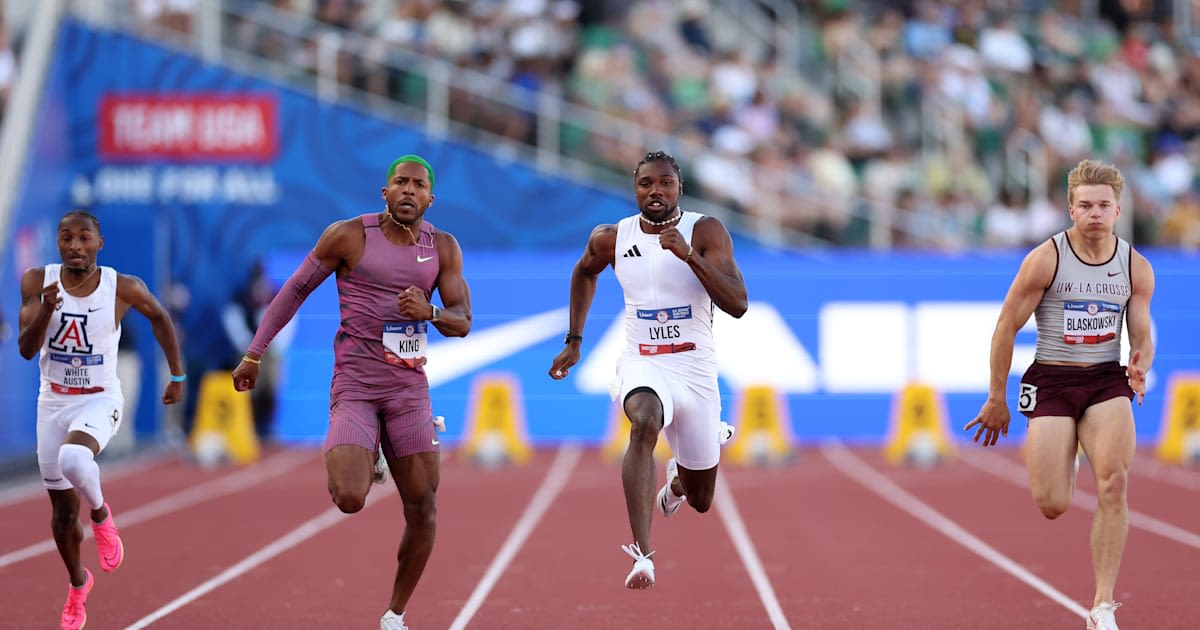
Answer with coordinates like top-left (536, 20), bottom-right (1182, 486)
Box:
top-left (267, 249), bottom-right (1198, 446)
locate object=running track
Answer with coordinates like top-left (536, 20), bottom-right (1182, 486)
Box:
top-left (2, 444), bottom-right (1198, 629)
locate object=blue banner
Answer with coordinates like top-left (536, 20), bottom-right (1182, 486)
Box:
top-left (268, 249), bottom-right (1198, 446)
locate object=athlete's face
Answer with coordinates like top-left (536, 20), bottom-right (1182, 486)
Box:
top-left (634, 160), bottom-right (682, 219)
top-left (1068, 184), bottom-right (1120, 237)
top-left (381, 162), bottom-right (434, 223)
top-left (57, 216), bottom-right (102, 273)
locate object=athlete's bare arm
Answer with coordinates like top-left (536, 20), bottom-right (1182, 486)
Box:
top-left (672, 216), bottom-right (748, 318)
top-left (965, 240), bottom-right (1057, 446)
top-left (17, 267), bottom-right (53, 360)
top-left (1125, 250), bottom-right (1155, 404)
top-left (116, 273), bottom-right (185, 404)
top-left (548, 225), bottom-right (617, 380)
top-left (425, 231), bottom-right (471, 337)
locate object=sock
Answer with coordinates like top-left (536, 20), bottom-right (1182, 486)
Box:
top-left (58, 444), bottom-right (104, 511)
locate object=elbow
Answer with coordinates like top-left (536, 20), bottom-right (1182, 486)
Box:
top-left (727, 297), bottom-right (749, 319)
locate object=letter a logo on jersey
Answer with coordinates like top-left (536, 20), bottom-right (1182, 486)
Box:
top-left (49, 314), bottom-right (93, 353)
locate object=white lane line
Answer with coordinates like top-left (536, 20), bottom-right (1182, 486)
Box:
top-left (0, 452), bottom-right (172, 507)
top-left (714, 473), bottom-right (792, 630)
top-left (965, 450), bottom-right (1200, 550)
top-left (448, 444), bottom-right (581, 630)
top-left (123, 496), bottom-right (377, 630)
top-left (822, 441), bottom-right (1089, 619)
top-left (0, 449), bottom-right (313, 569)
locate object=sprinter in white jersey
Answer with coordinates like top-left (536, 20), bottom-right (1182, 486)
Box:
top-left (18, 210), bottom-right (185, 630)
top-left (549, 151), bottom-right (748, 589)
top-left (965, 161), bottom-right (1154, 630)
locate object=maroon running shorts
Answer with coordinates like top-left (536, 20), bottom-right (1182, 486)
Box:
top-left (1018, 361), bottom-right (1134, 421)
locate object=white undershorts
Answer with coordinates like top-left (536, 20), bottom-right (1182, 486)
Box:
top-left (613, 356), bottom-right (721, 470)
top-left (37, 393), bottom-right (124, 490)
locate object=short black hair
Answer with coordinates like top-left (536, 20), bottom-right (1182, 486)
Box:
top-left (60, 210), bottom-right (101, 233)
top-left (634, 150), bottom-right (682, 179)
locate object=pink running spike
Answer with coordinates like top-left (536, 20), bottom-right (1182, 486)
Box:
top-left (61, 568), bottom-right (92, 630)
top-left (92, 503), bottom-right (125, 573)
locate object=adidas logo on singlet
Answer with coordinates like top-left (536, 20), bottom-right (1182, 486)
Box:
top-left (623, 245), bottom-right (642, 258)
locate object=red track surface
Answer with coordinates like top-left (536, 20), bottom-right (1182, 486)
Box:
top-left (2, 445), bottom-right (1197, 629)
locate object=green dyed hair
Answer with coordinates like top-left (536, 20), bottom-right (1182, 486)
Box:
top-left (385, 155), bottom-right (435, 189)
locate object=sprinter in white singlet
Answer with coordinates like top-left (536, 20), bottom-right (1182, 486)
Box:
top-left (549, 151), bottom-right (748, 590)
top-left (965, 161), bottom-right (1155, 630)
top-left (18, 210), bottom-right (185, 630)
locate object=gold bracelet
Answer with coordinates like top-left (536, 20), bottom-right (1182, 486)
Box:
top-left (242, 355), bottom-right (262, 365)
top-left (685, 245), bottom-right (693, 262)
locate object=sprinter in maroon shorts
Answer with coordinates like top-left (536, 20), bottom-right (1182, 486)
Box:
top-left (965, 160), bottom-right (1155, 630)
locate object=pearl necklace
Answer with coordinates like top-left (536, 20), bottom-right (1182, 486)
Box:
top-left (639, 208), bottom-right (682, 227)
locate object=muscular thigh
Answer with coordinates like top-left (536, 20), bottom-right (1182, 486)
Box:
top-left (662, 378), bottom-right (721, 471)
top-left (1077, 397), bottom-right (1135, 477)
top-left (1025, 416), bottom-right (1078, 497)
top-left (378, 392), bottom-right (438, 461)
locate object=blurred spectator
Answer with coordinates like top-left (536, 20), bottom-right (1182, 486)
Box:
top-left (139, 0), bottom-right (1200, 250)
top-left (135, 0), bottom-right (199, 35)
top-left (222, 261), bottom-right (295, 442)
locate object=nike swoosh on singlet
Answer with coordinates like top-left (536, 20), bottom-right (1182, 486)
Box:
top-left (417, 255), bottom-right (433, 263)
top-left (1107, 271), bottom-right (1121, 277)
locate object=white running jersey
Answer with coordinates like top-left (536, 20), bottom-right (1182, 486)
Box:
top-left (39, 264), bottom-right (123, 397)
top-left (613, 211), bottom-right (716, 374)
top-left (1034, 232), bottom-right (1132, 364)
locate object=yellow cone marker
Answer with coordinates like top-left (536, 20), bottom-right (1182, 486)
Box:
top-left (1155, 374), bottom-right (1200, 464)
top-left (883, 382), bottom-right (954, 467)
top-left (461, 373), bottom-right (532, 466)
top-left (191, 370), bottom-right (260, 466)
top-left (727, 385), bottom-right (793, 465)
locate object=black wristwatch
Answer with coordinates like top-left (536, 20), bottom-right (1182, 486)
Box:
top-left (431, 305), bottom-right (442, 322)
top-left (564, 332), bottom-right (582, 344)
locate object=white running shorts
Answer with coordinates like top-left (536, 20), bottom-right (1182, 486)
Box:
top-left (613, 356), bottom-right (722, 470)
top-left (37, 393), bottom-right (124, 490)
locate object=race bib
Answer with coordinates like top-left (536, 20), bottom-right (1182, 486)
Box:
top-left (383, 321), bottom-right (428, 368)
top-left (633, 305), bottom-right (693, 345)
top-left (48, 352), bottom-right (104, 388)
top-left (1062, 301), bottom-right (1120, 345)
top-left (1018, 382), bottom-right (1037, 413)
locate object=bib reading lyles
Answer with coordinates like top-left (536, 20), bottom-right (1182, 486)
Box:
top-left (634, 305), bottom-right (697, 355)
top-left (1062, 301), bottom-right (1120, 345)
top-left (383, 321), bottom-right (428, 368)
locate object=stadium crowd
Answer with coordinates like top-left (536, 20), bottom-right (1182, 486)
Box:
top-left (128, 0), bottom-right (1200, 249)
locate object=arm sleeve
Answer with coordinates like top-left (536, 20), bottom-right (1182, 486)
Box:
top-left (247, 252), bottom-right (333, 356)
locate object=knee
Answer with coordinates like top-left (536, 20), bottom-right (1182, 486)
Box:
top-left (328, 482), bottom-right (366, 514)
top-left (686, 491), bottom-right (713, 514)
top-left (1094, 467), bottom-right (1129, 506)
top-left (49, 503), bottom-right (80, 534)
top-left (403, 493), bottom-right (437, 531)
top-left (627, 413), bottom-right (661, 447)
top-left (1032, 491), bottom-right (1070, 520)
top-left (58, 444), bottom-right (93, 481)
